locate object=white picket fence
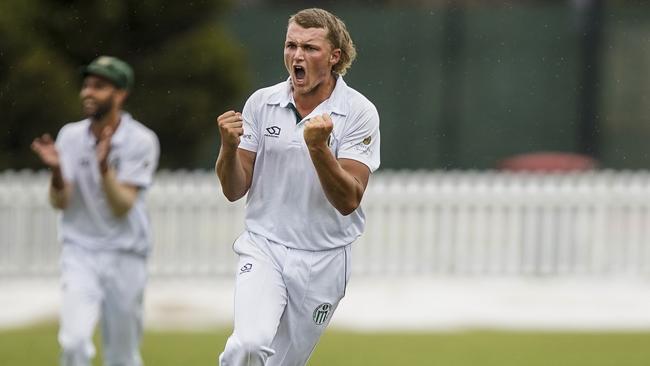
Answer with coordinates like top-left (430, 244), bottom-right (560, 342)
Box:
top-left (2, 170), bottom-right (650, 278)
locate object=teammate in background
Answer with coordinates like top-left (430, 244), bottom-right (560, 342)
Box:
top-left (215, 8), bottom-right (380, 366)
top-left (31, 56), bottom-right (160, 366)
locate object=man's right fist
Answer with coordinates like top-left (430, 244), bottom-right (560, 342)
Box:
top-left (217, 111), bottom-right (244, 149)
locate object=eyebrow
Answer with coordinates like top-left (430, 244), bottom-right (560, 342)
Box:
top-left (285, 39), bottom-right (320, 46)
top-left (285, 32), bottom-right (324, 43)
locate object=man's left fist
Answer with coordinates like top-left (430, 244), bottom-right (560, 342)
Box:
top-left (304, 113), bottom-right (333, 147)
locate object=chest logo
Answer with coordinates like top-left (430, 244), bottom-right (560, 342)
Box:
top-left (109, 157), bottom-right (121, 171)
top-left (239, 263), bottom-right (253, 274)
top-left (265, 126), bottom-right (281, 137)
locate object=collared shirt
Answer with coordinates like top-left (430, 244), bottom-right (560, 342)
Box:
top-left (239, 76), bottom-right (380, 250)
top-left (55, 112), bottom-right (160, 255)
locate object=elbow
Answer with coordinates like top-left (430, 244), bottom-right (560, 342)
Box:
top-left (51, 201), bottom-right (68, 210)
top-left (222, 189), bottom-right (246, 202)
top-left (224, 194), bottom-right (241, 202)
top-left (111, 205), bottom-right (132, 218)
top-left (333, 189), bottom-right (364, 216)
top-left (338, 208), bottom-right (355, 216)
top-left (110, 199), bottom-right (135, 218)
top-left (336, 200), bottom-right (360, 216)
top-left (221, 182), bottom-right (250, 202)
top-left (49, 196), bottom-right (69, 210)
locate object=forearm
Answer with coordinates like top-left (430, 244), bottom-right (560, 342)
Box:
top-left (308, 144), bottom-right (364, 216)
top-left (216, 146), bottom-right (249, 201)
top-left (48, 166), bottom-right (69, 209)
top-left (101, 168), bottom-right (138, 217)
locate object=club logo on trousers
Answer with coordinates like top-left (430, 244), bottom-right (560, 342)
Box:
top-left (313, 303), bottom-right (332, 325)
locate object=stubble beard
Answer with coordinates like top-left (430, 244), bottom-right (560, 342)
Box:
top-left (85, 97), bottom-right (114, 122)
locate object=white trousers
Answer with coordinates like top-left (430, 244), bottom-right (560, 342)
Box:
top-left (219, 231), bottom-right (351, 366)
top-left (58, 245), bottom-right (147, 366)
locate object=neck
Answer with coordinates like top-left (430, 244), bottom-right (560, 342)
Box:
top-left (91, 109), bottom-right (121, 138)
top-left (293, 73), bottom-right (337, 117)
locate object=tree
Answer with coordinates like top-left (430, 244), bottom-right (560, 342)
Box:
top-left (0, 0), bottom-right (248, 169)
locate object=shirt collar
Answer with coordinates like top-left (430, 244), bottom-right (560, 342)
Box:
top-left (267, 75), bottom-right (349, 117)
top-left (111, 112), bottom-right (131, 146)
top-left (84, 112), bottom-right (131, 147)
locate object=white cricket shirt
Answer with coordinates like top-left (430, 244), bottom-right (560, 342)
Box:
top-left (55, 112), bottom-right (160, 255)
top-left (238, 76), bottom-right (380, 251)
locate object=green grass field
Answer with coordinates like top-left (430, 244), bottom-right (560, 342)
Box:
top-left (2, 324), bottom-right (650, 365)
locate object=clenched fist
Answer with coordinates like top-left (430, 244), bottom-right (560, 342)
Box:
top-left (304, 113), bottom-right (333, 148)
top-left (217, 111), bottom-right (244, 150)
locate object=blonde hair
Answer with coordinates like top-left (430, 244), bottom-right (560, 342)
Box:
top-left (288, 8), bottom-right (357, 76)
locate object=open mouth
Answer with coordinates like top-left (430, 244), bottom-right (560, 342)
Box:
top-left (293, 65), bottom-right (305, 81)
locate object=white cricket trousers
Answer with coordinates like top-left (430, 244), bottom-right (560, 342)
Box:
top-left (219, 231), bottom-right (351, 366)
top-left (58, 245), bottom-right (147, 366)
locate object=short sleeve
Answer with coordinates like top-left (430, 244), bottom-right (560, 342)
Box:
top-left (55, 125), bottom-right (76, 182)
top-left (337, 105), bottom-right (381, 173)
top-left (116, 131), bottom-right (160, 188)
top-left (238, 92), bottom-right (261, 153)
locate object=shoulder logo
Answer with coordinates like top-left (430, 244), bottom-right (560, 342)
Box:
top-left (265, 126), bottom-right (281, 137)
top-left (313, 303), bottom-right (333, 325)
top-left (362, 136), bottom-right (372, 145)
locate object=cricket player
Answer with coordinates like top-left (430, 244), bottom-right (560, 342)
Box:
top-left (31, 56), bottom-right (159, 366)
top-left (215, 8), bottom-right (380, 366)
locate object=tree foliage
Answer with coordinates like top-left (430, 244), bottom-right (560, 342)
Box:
top-left (0, 0), bottom-right (248, 169)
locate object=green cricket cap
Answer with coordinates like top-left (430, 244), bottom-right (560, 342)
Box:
top-left (82, 56), bottom-right (134, 90)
